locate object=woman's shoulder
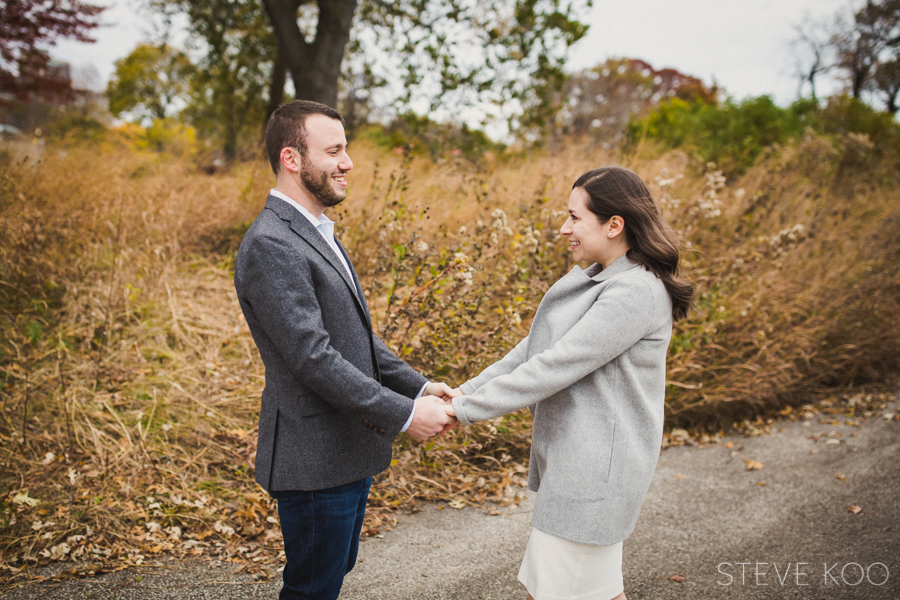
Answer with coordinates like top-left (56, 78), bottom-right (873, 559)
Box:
top-left (604, 263), bottom-right (671, 316)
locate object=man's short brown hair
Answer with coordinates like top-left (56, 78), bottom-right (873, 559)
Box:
top-left (264, 100), bottom-right (344, 175)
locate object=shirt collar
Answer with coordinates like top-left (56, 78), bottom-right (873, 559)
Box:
top-left (269, 189), bottom-right (334, 230)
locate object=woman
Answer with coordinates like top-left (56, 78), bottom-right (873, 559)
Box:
top-left (445, 166), bottom-right (693, 600)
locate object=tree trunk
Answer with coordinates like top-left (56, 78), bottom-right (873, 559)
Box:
top-left (262, 0), bottom-right (358, 108)
top-left (266, 50), bottom-right (288, 122)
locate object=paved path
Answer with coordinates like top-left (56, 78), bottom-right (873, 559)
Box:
top-left (3, 393), bottom-right (898, 599)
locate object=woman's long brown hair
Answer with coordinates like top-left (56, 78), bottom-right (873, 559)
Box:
top-left (573, 167), bottom-right (694, 321)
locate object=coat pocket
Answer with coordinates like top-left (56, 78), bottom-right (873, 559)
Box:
top-left (585, 416), bottom-right (616, 486)
top-left (541, 414), bottom-right (616, 501)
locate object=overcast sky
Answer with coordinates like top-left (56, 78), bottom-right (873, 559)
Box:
top-left (52, 0), bottom-right (856, 106)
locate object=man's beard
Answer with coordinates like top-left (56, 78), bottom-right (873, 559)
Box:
top-left (301, 158), bottom-right (345, 208)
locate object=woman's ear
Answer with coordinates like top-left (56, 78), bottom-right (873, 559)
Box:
top-left (608, 216), bottom-right (625, 238)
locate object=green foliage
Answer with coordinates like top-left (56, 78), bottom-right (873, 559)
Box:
top-left (628, 96), bottom-right (816, 175)
top-left (812, 95), bottom-right (900, 153)
top-left (629, 93), bottom-right (900, 175)
top-left (355, 113), bottom-right (506, 161)
top-left (550, 58), bottom-right (715, 140)
top-left (107, 44), bottom-right (196, 123)
top-left (25, 320), bottom-right (42, 344)
top-left (44, 115), bottom-right (108, 143)
top-left (142, 0), bottom-right (279, 160)
top-left (355, 0), bottom-right (593, 126)
top-left (136, 118), bottom-right (198, 155)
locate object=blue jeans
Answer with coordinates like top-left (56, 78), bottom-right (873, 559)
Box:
top-left (270, 477), bottom-right (372, 600)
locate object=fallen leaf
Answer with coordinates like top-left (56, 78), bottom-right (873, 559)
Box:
top-left (214, 521), bottom-right (236, 537)
top-left (724, 442), bottom-right (734, 449)
top-left (668, 574), bottom-right (686, 582)
top-left (12, 492), bottom-right (40, 507)
top-left (674, 474), bottom-right (686, 479)
top-left (756, 482), bottom-right (768, 486)
top-left (847, 505), bottom-right (863, 514)
top-left (836, 473), bottom-right (847, 482)
top-left (743, 458), bottom-right (764, 471)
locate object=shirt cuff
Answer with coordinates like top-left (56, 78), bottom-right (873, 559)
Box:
top-left (400, 381), bottom-right (430, 432)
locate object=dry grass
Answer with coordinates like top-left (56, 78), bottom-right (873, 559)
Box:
top-left (0, 129), bottom-right (898, 584)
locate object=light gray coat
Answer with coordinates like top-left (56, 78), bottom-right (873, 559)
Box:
top-left (452, 255), bottom-right (672, 545)
top-left (234, 196), bottom-right (426, 492)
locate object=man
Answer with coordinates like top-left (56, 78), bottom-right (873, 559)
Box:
top-left (234, 100), bottom-right (456, 599)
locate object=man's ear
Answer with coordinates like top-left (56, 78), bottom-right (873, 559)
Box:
top-left (280, 147), bottom-right (301, 174)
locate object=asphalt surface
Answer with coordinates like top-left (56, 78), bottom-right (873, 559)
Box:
top-left (3, 392), bottom-right (898, 599)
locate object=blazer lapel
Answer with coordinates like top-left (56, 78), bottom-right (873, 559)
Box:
top-left (335, 237), bottom-right (372, 326)
top-left (264, 196), bottom-right (367, 315)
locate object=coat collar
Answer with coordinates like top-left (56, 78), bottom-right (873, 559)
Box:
top-left (264, 195), bottom-right (368, 318)
top-left (585, 254), bottom-right (642, 282)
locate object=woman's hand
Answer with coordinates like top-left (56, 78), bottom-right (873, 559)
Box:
top-left (442, 397), bottom-right (459, 432)
top-left (424, 381), bottom-right (461, 401)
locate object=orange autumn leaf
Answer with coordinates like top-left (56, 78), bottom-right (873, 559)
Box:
top-left (743, 458), bottom-right (764, 471)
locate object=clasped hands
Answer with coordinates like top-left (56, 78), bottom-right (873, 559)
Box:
top-left (406, 381), bottom-right (462, 442)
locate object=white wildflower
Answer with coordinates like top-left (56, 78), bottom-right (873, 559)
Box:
top-left (491, 209), bottom-right (508, 230)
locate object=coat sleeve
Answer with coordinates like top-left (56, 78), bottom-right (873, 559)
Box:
top-left (451, 276), bottom-right (658, 426)
top-left (240, 233), bottom-right (413, 434)
top-left (459, 336), bottom-right (530, 394)
top-left (372, 334), bottom-right (428, 398)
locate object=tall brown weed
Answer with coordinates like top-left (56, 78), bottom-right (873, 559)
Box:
top-left (0, 131), bottom-right (898, 580)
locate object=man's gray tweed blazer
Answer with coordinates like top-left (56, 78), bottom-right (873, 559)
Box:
top-left (234, 196), bottom-right (426, 492)
top-left (452, 255), bottom-right (673, 545)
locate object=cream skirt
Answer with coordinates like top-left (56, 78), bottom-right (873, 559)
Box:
top-left (517, 526), bottom-right (624, 600)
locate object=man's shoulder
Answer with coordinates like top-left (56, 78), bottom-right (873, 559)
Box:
top-left (244, 202), bottom-right (292, 238)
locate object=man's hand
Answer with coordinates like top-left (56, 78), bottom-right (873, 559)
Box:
top-left (407, 395), bottom-right (454, 441)
top-left (423, 382), bottom-right (461, 401)
top-left (423, 382), bottom-right (461, 433)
